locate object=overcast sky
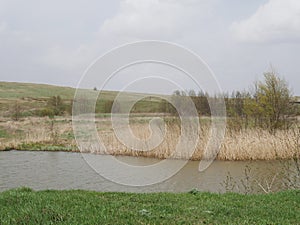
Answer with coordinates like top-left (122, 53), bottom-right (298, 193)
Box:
top-left (1, 0), bottom-right (300, 95)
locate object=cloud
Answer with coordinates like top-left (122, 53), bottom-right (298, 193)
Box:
top-left (99, 0), bottom-right (214, 40)
top-left (0, 0), bottom-right (217, 77)
top-left (231, 0), bottom-right (300, 43)
top-left (40, 45), bottom-right (93, 71)
top-left (0, 22), bottom-right (7, 34)
top-left (39, 0), bottom-right (217, 72)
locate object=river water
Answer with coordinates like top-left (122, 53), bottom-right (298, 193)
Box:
top-left (0, 151), bottom-right (298, 193)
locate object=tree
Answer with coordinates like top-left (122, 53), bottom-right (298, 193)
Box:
top-left (188, 89), bottom-right (196, 96)
top-left (171, 91), bottom-right (188, 116)
top-left (47, 96), bottom-right (66, 116)
top-left (11, 101), bottom-right (22, 121)
top-left (103, 100), bottom-right (113, 113)
top-left (234, 91), bottom-right (244, 117)
top-left (197, 91), bottom-right (210, 116)
top-left (255, 70), bottom-right (293, 132)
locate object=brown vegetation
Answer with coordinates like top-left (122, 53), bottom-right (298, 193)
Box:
top-left (1, 71), bottom-right (300, 161)
top-left (1, 116), bottom-right (299, 161)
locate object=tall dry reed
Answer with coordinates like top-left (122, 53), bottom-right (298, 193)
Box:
top-left (0, 116), bottom-right (299, 161)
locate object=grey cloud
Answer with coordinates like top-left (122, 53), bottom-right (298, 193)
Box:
top-left (231, 0), bottom-right (300, 43)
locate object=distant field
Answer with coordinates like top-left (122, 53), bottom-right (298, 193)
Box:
top-left (0, 82), bottom-right (76, 99)
top-left (0, 82), bottom-right (73, 115)
top-left (0, 81), bottom-right (166, 115)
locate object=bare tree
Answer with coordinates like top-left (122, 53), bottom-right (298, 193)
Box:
top-left (11, 101), bottom-right (22, 121)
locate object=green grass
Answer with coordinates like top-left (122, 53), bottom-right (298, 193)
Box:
top-left (16, 143), bottom-right (77, 151)
top-left (0, 188), bottom-right (299, 224)
top-left (0, 126), bottom-right (9, 138)
top-left (0, 81), bottom-right (166, 115)
top-left (0, 82), bottom-right (76, 99)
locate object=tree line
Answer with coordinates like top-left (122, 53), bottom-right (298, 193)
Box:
top-left (162, 71), bottom-right (299, 132)
top-left (10, 70), bottom-right (299, 133)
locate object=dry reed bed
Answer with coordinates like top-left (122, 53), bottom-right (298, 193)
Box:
top-left (0, 117), bottom-right (299, 161)
top-left (0, 117), bottom-right (76, 150)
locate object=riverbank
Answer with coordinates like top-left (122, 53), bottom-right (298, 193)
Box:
top-left (1, 116), bottom-right (300, 161)
top-left (0, 188), bottom-right (299, 224)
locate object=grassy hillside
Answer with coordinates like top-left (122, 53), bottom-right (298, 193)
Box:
top-left (0, 81), bottom-right (165, 116)
top-left (0, 188), bottom-right (299, 224)
top-left (0, 82), bottom-right (74, 115)
top-left (0, 82), bottom-right (76, 99)
top-left (0, 81), bottom-right (168, 152)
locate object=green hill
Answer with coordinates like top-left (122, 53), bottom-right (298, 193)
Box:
top-left (0, 82), bottom-right (165, 116)
top-left (0, 82), bottom-right (76, 99)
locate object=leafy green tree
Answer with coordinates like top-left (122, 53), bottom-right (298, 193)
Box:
top-left (255, 71), bottom-right (293, 132)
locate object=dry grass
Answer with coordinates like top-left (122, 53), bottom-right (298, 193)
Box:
top-left (96, 121), bottom-right (300, 161)
top-left (0, 116), bottom-right (299, 161)
top-left (219, 128), bottom-right (300, 160)
top-left (0, 117), bottom-right (76, 150)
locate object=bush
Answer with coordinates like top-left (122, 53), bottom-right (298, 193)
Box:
top-left (35, 108), bottom-right (55, 118)
top-left (47, 96), bottom-right (66, 116)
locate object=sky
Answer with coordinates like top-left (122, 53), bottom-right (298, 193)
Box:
top-left (0, 0), bottom-right (300, 95)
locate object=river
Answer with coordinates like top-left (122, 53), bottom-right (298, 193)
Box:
top-left (0, 150), bottom-right (298, 193)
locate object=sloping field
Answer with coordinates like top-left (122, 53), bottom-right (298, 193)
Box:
top-left (0, 81), bottom-right (165, 115)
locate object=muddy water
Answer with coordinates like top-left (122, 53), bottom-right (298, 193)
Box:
top-left (0, 151), bottom-right (298, 193)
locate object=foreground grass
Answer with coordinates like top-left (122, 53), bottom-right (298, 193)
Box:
top-left (0, 188), bottom-right (300, 224)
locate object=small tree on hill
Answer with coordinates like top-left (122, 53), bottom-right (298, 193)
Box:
top-left (47, 95), bottom-right (66, 116)
top-left (11, 101), bottom-right (23, 121)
